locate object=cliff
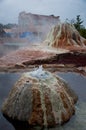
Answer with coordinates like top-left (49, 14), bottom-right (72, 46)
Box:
top-left (18, 12), bottom-right (60, 40)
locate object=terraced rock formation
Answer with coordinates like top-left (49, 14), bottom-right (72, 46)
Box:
top-left (44, 23), bottom-right (86, 48)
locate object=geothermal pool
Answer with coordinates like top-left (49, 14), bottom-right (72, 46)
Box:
top-left (0, 42), bottom-right (29, 57)
top-left (0, 72), bottom-right (86, 130)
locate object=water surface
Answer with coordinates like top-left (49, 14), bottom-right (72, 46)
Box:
top-left (0, 73), bottom-right (21, 130)
top-left (0, 42), bottom-right (29, 57)
top-left (58, 72), bottom-right (86, 101)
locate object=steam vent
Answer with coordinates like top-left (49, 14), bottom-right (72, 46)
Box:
top-left (45, 23), bottom-right (86, 48)
top-left (2, 66), bottom-right (78, 128)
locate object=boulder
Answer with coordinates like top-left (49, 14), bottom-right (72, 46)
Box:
top-left (2, 66), bottom-right (78, 127)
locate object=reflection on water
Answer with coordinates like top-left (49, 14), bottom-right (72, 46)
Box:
top-left (0, 73), bottom-right (21, 130)
top-left (0, 72), bottom-right (86, 130)
top-left (58, 72), bottom-right (86, 101)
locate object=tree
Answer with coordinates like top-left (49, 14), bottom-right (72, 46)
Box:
top-left (4, 23), bottom-right (17, 29)
top-left (0, 23), bottom-right (6, 37)
top-left (74, 15), bottom-right (83, 31)
top-left (79, 27), bottom-right (86, 39)
top-left (71, 15), bottom-right (86, 39)
top-left (0, 23), bottom-right (4, 31)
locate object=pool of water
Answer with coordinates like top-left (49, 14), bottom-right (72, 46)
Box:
top-left (58, 72), bottom-right (86, 102)
top-left (0, 73), bottom-right (21, 130)
top-left (0, 43), bottom-right (29, 57)
top-left (0, 72), bottom-right (86, 130)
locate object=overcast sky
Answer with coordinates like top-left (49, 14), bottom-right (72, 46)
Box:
top-left (0, 0), bottom-right (86, 26)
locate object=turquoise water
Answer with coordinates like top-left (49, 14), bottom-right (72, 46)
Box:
top-left (0, 72), bottom-right (86, 130)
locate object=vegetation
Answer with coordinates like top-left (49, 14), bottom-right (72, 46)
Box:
top-left (4, 23), bottom-right (17, 29)
top-left (0, 24), bottom-right (6, 37)
top-left (0, 23), bottom-right (17, 37)
top-left (73, 15), bottom-right (83, 31)
top-left (71, 15), bottom-right (86, 39)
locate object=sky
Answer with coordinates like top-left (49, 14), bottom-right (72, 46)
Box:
top-left (0, 0), bottom-right (86, 26)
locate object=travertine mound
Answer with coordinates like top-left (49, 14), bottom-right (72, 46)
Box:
top-left (2, 66), bottom-right (78, 127)
top-left (44, 23), bottom-right (86, 48)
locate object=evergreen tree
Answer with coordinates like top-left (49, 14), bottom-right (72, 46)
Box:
top-left (0, 23), bottom-right (6, 37)
top-left (72, 15), bottom-right (86, 39)
top-left (74, 15), bottom-right (83, 31)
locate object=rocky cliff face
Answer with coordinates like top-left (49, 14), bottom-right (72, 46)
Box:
top-left (2, 67), bottom-right (78, 127)
top-left (18, 12), bottom-right (60, 41)
top-left (44, 23), bottom-right (86, 48)
top-left (18, 12), bottom-right (60, 32)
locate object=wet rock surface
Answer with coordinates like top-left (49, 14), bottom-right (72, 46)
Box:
top-left (0, 46), bottom-right (86, 73)
top-left (2, 67), bottom-right (78, 127)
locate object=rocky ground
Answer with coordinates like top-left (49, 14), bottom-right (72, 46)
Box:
top-left (0, 45), bottom-right (86, 77)
top-left (0, 23), bottom-right (86, 75)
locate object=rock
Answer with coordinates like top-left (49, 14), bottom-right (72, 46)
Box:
top-left (2, 66), bottom-right (78, 127)
top-left (18, 12), bottom-right (60, 41)
top-left (44, 23), bottom-right (86, 48)
top-left (0, 48), bottom-right (56, 68)
top-left (0, 47), bottom-right (86, 72)
top-left (15, 63), bottom-right (26, 68)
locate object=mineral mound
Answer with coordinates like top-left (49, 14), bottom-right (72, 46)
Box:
top-left (44, 23), bottom-right (86, 48)
top-left (2, 66), bottom-right (78, 127)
